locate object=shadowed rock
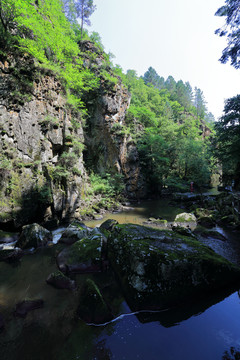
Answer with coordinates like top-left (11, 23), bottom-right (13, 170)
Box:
top-left (14, 299), bottom-right (44, 317)
top-left (46, 271), bottom-right (76, 290)
top-left (108, 224), bottom-right (240, 311)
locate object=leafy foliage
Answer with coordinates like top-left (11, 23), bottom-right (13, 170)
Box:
top-left (215, 0), bottom-right (240, 68)
top-left (123, 67), bottom-right (213, 193)
top-left (215, 95), bottom-right (240, 188)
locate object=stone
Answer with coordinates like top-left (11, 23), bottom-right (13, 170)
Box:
top-left (59, 224), bottom-right (90, 245)
top-left (99, 219), bottom-right (118, 232)
top-left (108, 224), bottom-right (240, 311)
top-left (0, 246), bottom-right (23, 262)
top-left (77, 278), bottom-right (113, 324)
top-left (57, 233), bottom-right (105, 274)
top-left (173, 212), bottom-right (197, 230)
top-left (0, 230), bottom-right (19, 244)
top-left (46, 271), bottom-right (76, 290)
top-left (16, 223), bottom-right (52, 249)
top-left (14, 299), bottom-right (44, 317)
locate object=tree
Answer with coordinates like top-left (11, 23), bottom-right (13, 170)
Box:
top-left (194, 87), bottom-right (207, 120)
top-left (63, 0), bottom-right (96, 39)
top-left (215, 0), bottom-right (240, 68)
top-left (215, 95), bottom-right (240, 188)
top-left (142, 67), bottom-right (165, 90)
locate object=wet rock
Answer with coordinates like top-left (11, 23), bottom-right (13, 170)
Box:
top-left (77, 278), bottom-right (113, 324)
top-left (0, 230), bottom-right (19, 244)
top-left (197, 216), bottom-right (216, 228)
top-left (46, 271), bottom-right (76, 290)
top-left (194, 229), bottom-right (227, 241)
top-left (144, 218), bottom-right (168, 228)
top-left (0, 246), bottom-right (23, 262)
top-left (171, 225), bottom-right (196, 238)
top-left (16, 223), bottom-right (52, 249)
top-left (108, 224), bottom-right (240, 311)
top-left (59, 224), bottom-right (90, 245)
top-left (99, 219), bottom-right (118, 232)
top-left (57, 233), bottom-right (106, 274)
top-left (14, 299), bottom-right (44, 317)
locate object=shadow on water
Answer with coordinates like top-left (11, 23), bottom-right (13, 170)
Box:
top-left (136, 286), bottom-right (240, 327)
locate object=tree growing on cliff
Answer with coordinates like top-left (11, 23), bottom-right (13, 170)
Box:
top-left (215, 0), bottom-right (240, 68)
top-left (63, 0), bottom-right (96, 39)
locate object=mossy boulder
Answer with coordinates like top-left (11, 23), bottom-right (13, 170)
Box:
top-left (173, 212), bottom-right (197, 230)
top-left (77, 278), bottom-right (113, 324)
top-left (144, 218), bottom-right (168, 228)
top-left (59, 224), bottom-right (90, 245)
top-left (57, 233), bottom-right (106, 274)
top-left (16, 223), bottom-right (52, 249)
top-left (108, 224), bottom-right (240, 311)
top-left (46, 271), bottom-right (76, 290)
top-left (100, 219), bottom-right (118, 232)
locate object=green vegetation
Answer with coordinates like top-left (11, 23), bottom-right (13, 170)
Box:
top-left (214, 1), bottom-right (240, 190)
top-left (120, 68), bottom-right (214, 193)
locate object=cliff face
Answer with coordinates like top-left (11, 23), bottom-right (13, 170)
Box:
top-left (84, 81), bottom-right (144, 199)
top-left (0, 48), bottom-right (143, 228)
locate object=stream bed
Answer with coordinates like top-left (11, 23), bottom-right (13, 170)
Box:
top-left (0, 198), bottom-right (240, 360)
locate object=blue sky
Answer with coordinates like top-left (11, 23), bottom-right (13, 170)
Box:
top-left (89, 0), bottom-right (240, 119)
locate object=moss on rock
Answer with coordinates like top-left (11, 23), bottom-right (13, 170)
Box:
top-left (77, 278), bottom-right (113, 324)
top-left (108, 224), bottom-right (240, 311)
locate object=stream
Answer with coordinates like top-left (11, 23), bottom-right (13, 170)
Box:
top-left (0, 197), bottom-right (240, 360)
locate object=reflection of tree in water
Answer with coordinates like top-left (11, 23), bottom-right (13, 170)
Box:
top-left (92, 339), bottom-right (112, 360)
top-left (222, 347), bottom-right (240, 360)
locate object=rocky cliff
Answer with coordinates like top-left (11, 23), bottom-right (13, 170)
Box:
top-left (0, 45), bottom-right (144, 229)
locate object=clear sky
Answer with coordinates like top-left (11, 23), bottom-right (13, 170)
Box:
top-left (89, 0), bottom-right (240, 120)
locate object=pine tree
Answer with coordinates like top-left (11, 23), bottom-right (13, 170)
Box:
top-left (63, 0), bottom-right (96, 39)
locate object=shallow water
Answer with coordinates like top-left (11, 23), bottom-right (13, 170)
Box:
top-left (1, 197), bottom-right (240, 360)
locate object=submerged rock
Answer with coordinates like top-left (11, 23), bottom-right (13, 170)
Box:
top-left (77, 278), bottom-right (113, 324)
top-left (46, 271), bottom-right (76, 290)
top-left (108, 224), bottom-right (240, 311)
top-left (16, 223), bottom-right (52, 249)
top-left (14, 299), bottom-right (44, 317)
top-left (57, 233), bottom-right (106, 274)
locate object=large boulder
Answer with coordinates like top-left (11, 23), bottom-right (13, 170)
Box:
top-left (59, 223), bottom-right (90, 245)
top-left (173, 212), bottom-right (197, 229)
top-left (108, 224), bottom-right (240, 311)
top-left (77, 278), bottom-right (113, 324)
top-left (16, 223), bottom-right (52, 249)
top-left (57, 233), bottom-right (106, 274)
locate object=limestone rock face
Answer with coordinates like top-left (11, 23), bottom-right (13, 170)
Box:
top-left (0, 54), bottom-right (86, 227)
top-left (0, 47), bottom-right (144, 228)
top-left (108, 224), bottom-right (240, 311)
